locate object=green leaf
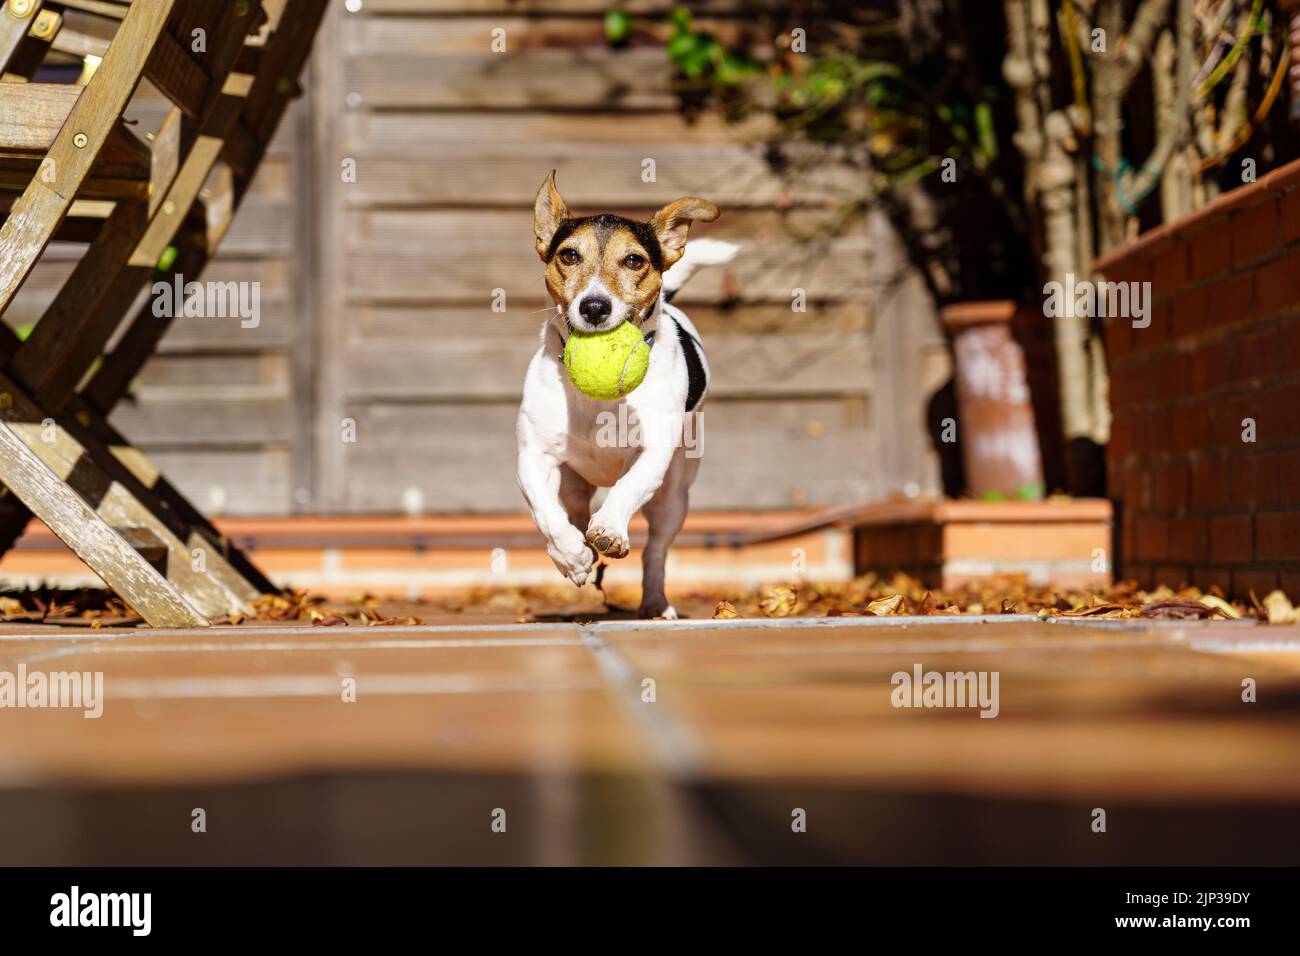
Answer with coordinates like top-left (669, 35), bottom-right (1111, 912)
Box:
top-left (157, 244), bottom-right (179, 273)
top-left (603, 9), bottom-right (631, 45)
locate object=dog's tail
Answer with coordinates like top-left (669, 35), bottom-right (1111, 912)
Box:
top-left (662, 237), bottom-right (739, 303)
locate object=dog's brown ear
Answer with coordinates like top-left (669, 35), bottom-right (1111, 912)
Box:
top-left (649, 197), bottom-right (720, 267)
top-left (533, 170), bottom-right (570, 260)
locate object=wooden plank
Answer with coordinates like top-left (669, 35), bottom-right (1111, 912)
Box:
top-left (108, 394), bottom-right (294, 445)
top-left (342, 234), bottom-right (871, 305)
top-left (143, 19), bottom-right (217, 118)
top-left (147, 105), bottom-right (181, 217)
top-left (340, 110), bottom-right (778, 150)
top-left (345, 14), bottom-right (747, 56)
top-left (0, 82), bottom-right (152, 168)
top-left (343, 145), bottom-right (857, 209)
top-left (344, 48), bottom-right (676, 110)
top-left (76, 400), bottom-right (275, 598)
top-left (53, 0), bottom-right (128, 20)
top-left (0, 256), bottom-right (294, 346)
top-left (340, 333), bottom-right (874, 402)
top-left (139, 446), bottom-right (292, 516)
top-left (0, 0), bottom-right (40, 73)
top-left (0, 0), bottom-right (175, 316)
top-left (0, 417), bottom-right (208, 627)
top-left (361, 0), bottom-right (756, 14)
top-left (6, 201), bottom-right (148, 404)
top-left (351, 301), bottom-right (871, 341)
top-left (49, 24), bottom-right (109, 60)
top-left (3, 6), bottom-right (62, 80)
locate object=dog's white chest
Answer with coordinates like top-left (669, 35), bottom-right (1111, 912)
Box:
top-left (558, 405), bottom-right (637, 487)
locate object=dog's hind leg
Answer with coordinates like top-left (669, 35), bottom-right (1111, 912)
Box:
top-left (638, 452), bottom-right (697, 619)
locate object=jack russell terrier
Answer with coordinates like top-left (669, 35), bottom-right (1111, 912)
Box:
top-left (516, 171), bottom-right (738, 618)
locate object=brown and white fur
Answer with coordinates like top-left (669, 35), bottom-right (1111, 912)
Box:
top-left (516, 171), bottom-right (737, 618)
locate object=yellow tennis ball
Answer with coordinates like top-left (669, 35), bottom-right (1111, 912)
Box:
top-left (563, 320), bottom-right (651, 400)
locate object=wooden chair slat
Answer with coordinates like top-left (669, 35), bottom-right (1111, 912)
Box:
top-left (0, 0), bottom-right (175, 316)
top-left (0, 419), bottom-right (209, 628)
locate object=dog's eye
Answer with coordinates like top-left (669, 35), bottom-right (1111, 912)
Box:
top-left (622, 253), bottom-right (646, 269)
top-left (557, 248), bottom-right (581, 266)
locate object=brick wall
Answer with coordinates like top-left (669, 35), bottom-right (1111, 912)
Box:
top-left (1099, 159), bottom-right (1300, 598)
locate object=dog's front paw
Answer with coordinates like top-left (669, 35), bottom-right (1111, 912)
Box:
top-left (585, 520), bottom-right (629, 559)
top-left (547, 530), bottom-right (596, 586)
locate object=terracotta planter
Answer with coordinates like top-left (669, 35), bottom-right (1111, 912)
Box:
top-left (941, 301), bottom-right (1045, 500)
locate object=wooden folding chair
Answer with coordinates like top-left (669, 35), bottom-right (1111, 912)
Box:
top-left (0, 0), bottom-right (326, 625)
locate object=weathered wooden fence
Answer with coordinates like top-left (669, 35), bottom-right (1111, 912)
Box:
top-left (8, 0), bottom-right (949, 517)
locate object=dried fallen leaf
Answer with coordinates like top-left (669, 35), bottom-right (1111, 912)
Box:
top-left (1262, 590), bottom-right (1298, 625)
top-left (1197, 594), bottom-right (1240, 620)
top-left (0, 596), bottom-right (25, 617)
top-left (760, 586), bottom-right (799, 617)
top-left (866, 594), bottom-right (904, 616)
top-left (714, 601), bottom-right (740, 619)
top-left (313, 614), bottom-right (349, 627)
top-left (1140, 597), bottom-right (1222, 620)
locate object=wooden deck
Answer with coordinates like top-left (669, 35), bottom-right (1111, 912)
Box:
top-left (1, 613), bottom-right (1297, 864)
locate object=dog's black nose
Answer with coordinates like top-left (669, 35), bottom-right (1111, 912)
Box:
top-left (578, 296), bottom-right (612, 322)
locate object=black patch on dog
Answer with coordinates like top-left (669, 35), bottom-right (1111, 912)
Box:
top-left (673, 319), bottom-right (707, 412)
top-left (545, 215), bottom-right (664, 273)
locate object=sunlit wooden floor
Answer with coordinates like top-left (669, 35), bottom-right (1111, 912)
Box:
top-left (1, 614), bottom-right (1297, 864)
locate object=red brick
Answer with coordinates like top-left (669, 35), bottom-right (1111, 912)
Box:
top-left (1207, 273), bottom-right (1255, 328)
top-left (1151, 242), bottom-right (1190, 296)
top-left (1197, 565), bottom-right (1234, 596)
top-left (1188, 225), bottom-right (1232, 281)
top-left (1230, 451), bottom-right (1279, 508)
top-left (1228, 328), bottom-right (1281, 385)
top-left (1170, 289), bottom-right (1211, 341)
top-left (1278, 450), bottom-right (1300, 504)
top-left (1168, 517), bottom-right (1209, 561)
top-left (1122, 511), bottom-right (1138, 563)
top-left (1108, 416), bottom-right (1135, 459)
top-left (1256, 511), bottom-right (1300, 560)
top-left (1139, 407), bottom-right (1169, 454)
top-left (1136, 298), bottom-right (1172, 349)
top-left (1134, 516), bottom-right (1170, 561)
top-left (1109, 361), bottom-right (1145, 409)
top-left (1156, 350), bottom-right (1189, 398)
top-left (1268, 382), bottom-right (1300, 440)
top-left (1153, 563), bottom-right (1190, 588)
top-left (1233, 567), bottom-right (1280, 599)
top-left (1104, 312), bottom-right (1132, 355)
top-left (1209, 514), bottom-right (1252, 563)
top-left (1256, 249), bottom-right (1300, 316)
top-left (1230, 199), bottom-right (1278, 267)
top-left (1152, 460), bottom-right (1189, 513)
top-left (1282, 188), bottom-right (1300, 245)
top-left (1171, 403), bottom-right (1211, 453)
top-left (1191, 455), bottom-right (1231, 510)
